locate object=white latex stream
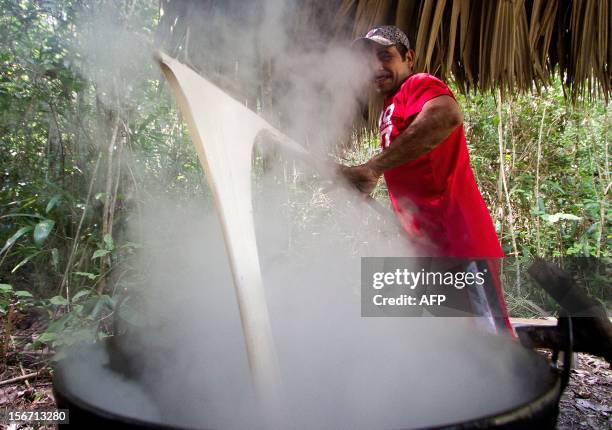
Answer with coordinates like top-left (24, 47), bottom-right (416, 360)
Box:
top-left (156, 51), bottom-right (313, 424)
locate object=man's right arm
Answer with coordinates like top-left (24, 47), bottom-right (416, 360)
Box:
top-left (339, 95), bottom-right (463, 195)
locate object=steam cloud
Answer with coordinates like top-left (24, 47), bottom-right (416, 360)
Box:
top-left (56, 1), bottom-right (549, 429)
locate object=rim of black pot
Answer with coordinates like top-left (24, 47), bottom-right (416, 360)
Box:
top-left (413, 368), bottom-right (561, 430)
top-left (52, 366), bottom-right (202, 430)
top-left (54, 364), bottom-right (561, 430)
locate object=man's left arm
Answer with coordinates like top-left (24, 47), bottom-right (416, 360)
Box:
top-left (340, 95), bottom-right (463, 194)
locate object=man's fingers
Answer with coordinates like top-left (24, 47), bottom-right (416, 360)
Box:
top-left (334, 164), bottom-right (380, 196)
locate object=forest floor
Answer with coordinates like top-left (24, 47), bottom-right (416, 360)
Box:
top-left (0, 312), bottom-right (610, 429)
top-left (556, 353), bottom-right (611, 429)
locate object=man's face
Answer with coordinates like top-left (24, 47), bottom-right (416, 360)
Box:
top-left (369, 44), bottom-right (413, 96)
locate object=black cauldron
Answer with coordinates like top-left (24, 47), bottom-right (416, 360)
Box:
top-left (53, 317), bottom-right (572, 430)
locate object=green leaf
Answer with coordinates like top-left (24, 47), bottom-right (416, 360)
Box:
top-left (45, 314), bottom-right (73, 333)
top-left (14, 290), bottom-right (33, 298)
top-left (541, 213), bottom-right (582, 224)
top-left (0, 284), bottom-right (13, 293)
top-left (545, 181), bottom-right (565, 194)
top-left (92, 249), bottom-right (109, 259)
top-left (91, 295), bottom-right (115, 319)
top-left (49, 295), bottom-right (69, 306)
top-left (45, 195), bottom-right (61, 214)
top-left (74, 271), bottom-right (98, 280)
top-left (0, 213), bottom-right (45, 221)
top-left (68, 327), bottom-right (98, 344)
top-left (37, 332), bottom-right (59, 343)
top-left (121, 241), bottom-right (143, 249)
top-left (11, 251), bottom-right (42, 273)
top-left (33, 219), bottom-right (55, 246)
top-left (103, 234), bottom-right (114, 251)
top-left (0, 225), bottom-right (33, 255)
top-left (51, 248), bottom-right (59, 270)
top-left (71, 289), bottom-right (91, 302)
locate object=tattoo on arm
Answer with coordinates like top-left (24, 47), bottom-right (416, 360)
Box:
top-left (368, 95), bottom-right (463, 175)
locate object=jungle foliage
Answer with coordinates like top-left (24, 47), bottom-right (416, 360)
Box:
top-left (0, 1), bottom-right (609, 348)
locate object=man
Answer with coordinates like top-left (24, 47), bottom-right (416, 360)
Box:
top-left (343, 26), bottom-right (512, 333)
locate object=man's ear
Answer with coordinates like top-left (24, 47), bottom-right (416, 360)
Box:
top-left (405, 49), bottom-right (415, 64)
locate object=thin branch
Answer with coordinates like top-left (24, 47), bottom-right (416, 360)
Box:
top-left (497, 89), bottom-right (520, 291)
top-left (99, 115), bottom-right (122, 295)
top-left (534, 104), bottom-right (547, 256)
top-left (9, 336), bottom-right (31, 388)
top-left (0, 372), bottom-right (39, 387)
top-left (58, 152), bottom-right (102, 298)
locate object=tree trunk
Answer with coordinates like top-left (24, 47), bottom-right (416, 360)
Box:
top-left (497, 89), bottom-right (520, 291)
top-left (98, 116), bottom-right (121, 295)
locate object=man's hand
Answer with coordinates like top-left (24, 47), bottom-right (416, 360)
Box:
top-left (337, 163), bottom-right (382, 195)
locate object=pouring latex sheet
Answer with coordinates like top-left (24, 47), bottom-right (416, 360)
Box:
top-left (155, 51), bottom-right (378, 422)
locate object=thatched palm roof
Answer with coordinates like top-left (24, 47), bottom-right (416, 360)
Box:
top-left (332, 0), bottom-right (610, 101)
top-left (156, 0), bottom-right (610, 102)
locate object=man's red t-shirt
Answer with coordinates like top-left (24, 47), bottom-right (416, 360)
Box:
top-left (379, 73), bottom-right (503, 258)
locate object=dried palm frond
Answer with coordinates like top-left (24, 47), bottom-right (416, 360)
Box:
top-left (332, 0), bottom-right (610, 102)
top-left (156, 0), bottom-right (610, 108)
